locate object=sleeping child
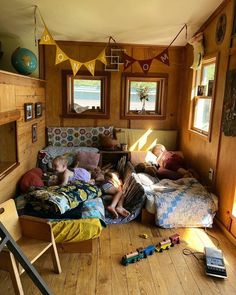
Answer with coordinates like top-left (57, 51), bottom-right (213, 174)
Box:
top-left (100, 171), bottom-right (130, 219)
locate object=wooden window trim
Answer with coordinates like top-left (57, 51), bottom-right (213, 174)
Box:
top-left (121, 73), bottom-right (168, 120)
top-left (189, 53), bottom-right (219, 141)
top-left (61, 70), bottom-right (110, 119)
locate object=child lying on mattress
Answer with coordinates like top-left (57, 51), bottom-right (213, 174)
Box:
top-left (99, 171), bottom-right (130, 219)
top-left (52, 155), bottom-right (92, 185)
top-left (53, 156), bottom-right (129, 218)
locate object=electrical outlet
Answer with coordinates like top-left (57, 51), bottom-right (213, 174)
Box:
top-left (208, 168), bottom-right (214, 181)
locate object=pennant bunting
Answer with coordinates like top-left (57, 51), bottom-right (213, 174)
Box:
top-left (97, 49), bottom-right (107, 65)
top-left (69, 59), bottom-right (83, 76)
top-left (36, 2), bottom-right (187, 76)
top-left (84, 60), bottom-right (96, 76)
top-left (123, 53), bottom-right (136, 71)
top-left (138, 59), bottom-right (153, 73)
top-left (155, 49), bottom-right (170, 66)
top-left (39, 28), bottom-right (55, 45)
top-left (55, 46), bottom-right (69, 65)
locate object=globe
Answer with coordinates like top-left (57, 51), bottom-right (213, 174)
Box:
top-left (11, 47), bottom-right (37, 75)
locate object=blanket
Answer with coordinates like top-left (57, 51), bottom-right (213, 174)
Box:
top-left (25, 181), bottom-right (102, 214)
top-left (153, 178), bottom-right (217, 228)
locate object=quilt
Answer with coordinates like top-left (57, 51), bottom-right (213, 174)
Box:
top-left (25, 181), bottom-right (102, 214)
top-left (153, 178), bottom-right (217, 228)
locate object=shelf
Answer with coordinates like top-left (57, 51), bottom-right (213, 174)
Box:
top-left (195, 96), bottom-right (212, 99)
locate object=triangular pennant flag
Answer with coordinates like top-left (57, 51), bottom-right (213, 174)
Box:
top-left (84, 60), bottom-right (96, 76)
top-left (123, 53), bottom-right (136, 71)
top-left (97, 49), bottom-right (107, 65)
top-left (55, 46), bottom-right (69, 65)
top-left (155, 48), bottom-right (170, 66)
top-left (69, 59), bottom-right (83, 76)
top-left (39, 27), bottom-right (55, 45)
top-left (138, 59), bottom-right (153, 73)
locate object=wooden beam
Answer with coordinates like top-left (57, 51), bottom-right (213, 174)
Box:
top-left (0, 110), bottom-right (20, 126)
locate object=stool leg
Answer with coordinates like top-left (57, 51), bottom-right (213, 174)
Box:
top-left (8, 252), bottom-right (24, 295)
top-left (50, 240), bottom-right (61, 274)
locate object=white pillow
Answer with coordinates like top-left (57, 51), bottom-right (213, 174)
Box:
top-left (136, 173), bottom-right (159, 186)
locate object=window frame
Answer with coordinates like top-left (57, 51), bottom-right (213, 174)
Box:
top-left (62, 70), bottom-right (110, 119)
top-left (121, 73), bottom-right (168, 120)
top-left (189, 53), bottom-right (218, 140)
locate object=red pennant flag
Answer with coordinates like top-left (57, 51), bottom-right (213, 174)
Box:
top-left (138, 59), bottom-right (153, 73)
top-left (123, 53), bottom-right (136, 70)
top-left (155, 49), bottom-right (170, 66)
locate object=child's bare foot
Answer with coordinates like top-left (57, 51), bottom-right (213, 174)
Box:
top-left (107, 206), bottom-right (118, 218)
top-left (116, 206), bottom-right (130, 217)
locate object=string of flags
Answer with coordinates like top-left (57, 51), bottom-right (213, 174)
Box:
top-left (35, 6), bottom-right (187, 76)
top-left (39, 27), bottom-right (107, 76)
top-left (121, 24), bottom-right (187, 73)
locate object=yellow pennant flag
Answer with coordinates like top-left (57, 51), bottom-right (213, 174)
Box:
top-left (69, 59), bottom-right (83, 76)
top-left (39, 27), bottom-right (55, 45)
top-left (97, 49), bottom-right (107, 65)
top-left (55, 46), bottom-right (68, 65)
top-left (84, 60), bottom-right (96, 76)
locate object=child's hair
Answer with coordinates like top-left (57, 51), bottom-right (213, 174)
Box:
top-left (104, 172), bottom-right (121, 187)
top-left (53, 155), bottom-right (68, 167)
top-left (151, 144), bottom-right (166, 157)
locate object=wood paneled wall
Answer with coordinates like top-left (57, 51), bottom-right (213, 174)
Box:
top-left (41, 42), bottom-right (185, 130)
top-left (179, 0), bottom-right (236, 232)
top-left (0, 70), bottom-right (46, 203)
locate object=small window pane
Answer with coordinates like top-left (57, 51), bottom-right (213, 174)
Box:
top-left (193, 98), bottom-right (212, 132)
top-left (202, 63), bottom-right (215, 85)
top-left (129, 81), bottom-right (157, 111)
top-left (73, 79), bottom-right (101, 109)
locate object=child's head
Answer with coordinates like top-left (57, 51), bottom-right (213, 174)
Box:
top-left (152, 144), bottom-right (166, 158)
top-left (52, 156), bottom-right (68, 173)
top-left (104, 172), bottom-right (120, 187)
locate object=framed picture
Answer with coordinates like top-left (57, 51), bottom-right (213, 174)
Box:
top-left (197, 85), bottom-right (206, 96)
top-left (207, 80), bottom-right (214, 96)
top-left (32, 123), bottom-right (37, 143)
top-left (215, 13), bottom-right (227, 44)
top-left (24, 103), bottom-right (33, 121)
top-left (35, 102), bottom-right (42, 118)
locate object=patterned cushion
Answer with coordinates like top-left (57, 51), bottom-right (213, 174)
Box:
top-left (37, 146), bottom-right (99, 173)
top-left (47, 126), bottom-right (113, 147)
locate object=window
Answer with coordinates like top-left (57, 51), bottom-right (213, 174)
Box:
top-left (121, 73), bottom-right (168, 119)
top-left (190, 55), bottom-right (217, 137)
top-left (62, 71), bottom-right (110, 119)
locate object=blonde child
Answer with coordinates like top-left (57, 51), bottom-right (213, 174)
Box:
top-left (52, 156), bottom-right (91, 186)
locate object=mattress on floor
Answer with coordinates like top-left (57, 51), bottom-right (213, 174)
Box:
top-left (144, 182), bottom-right (219, 222)
top-left (51, 218), bottom-right (103, 243)
top-left (145, 191), bottom-right (156, 215)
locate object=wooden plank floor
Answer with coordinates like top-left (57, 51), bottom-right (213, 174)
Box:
top-left (1, 221), bottom-right (236, 295)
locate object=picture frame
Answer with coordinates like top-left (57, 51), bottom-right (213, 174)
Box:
top-left (105, 56), bottom-right (119, 71)
top-left (24, 103), bottom-right (33, 121)
top-left (197, 85), bottom-right (206, 96)
top-left (207, 80), bottom-right (214, 96)
top-left (35, 102), bottom-right (42, 118)
top-left (215, 13), bottom-right (227, 44)
top-left (32, 123), bottom-right (37, 143)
